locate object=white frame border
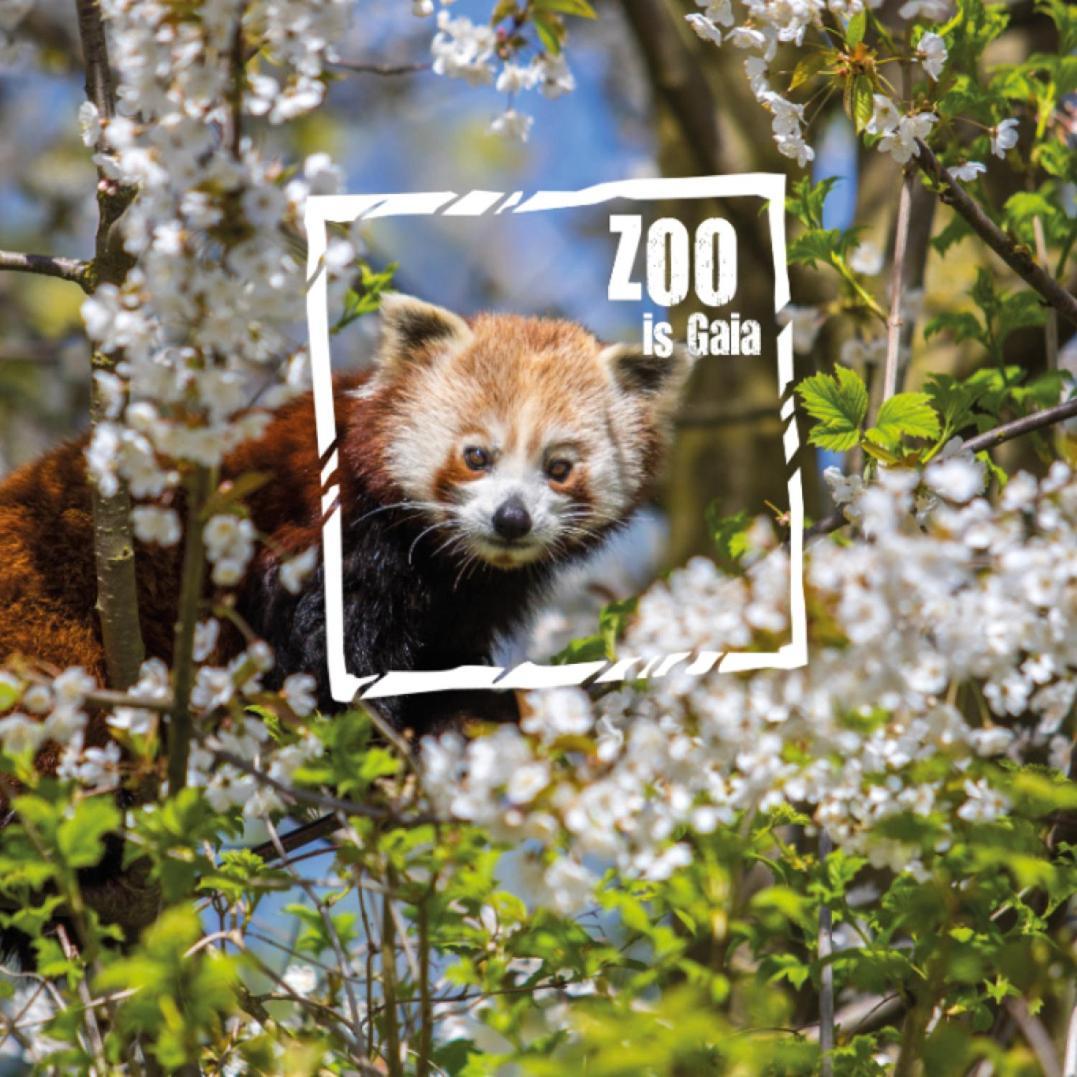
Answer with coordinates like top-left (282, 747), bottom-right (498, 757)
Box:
top-left (304, 176), bottom-right (807, 705)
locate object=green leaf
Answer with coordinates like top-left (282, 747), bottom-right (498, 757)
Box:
top-left (599, 597), bottom-right (637, 658)
top-left (924, 310), bottom-right (985, 346)
top-left (796, 366), bottom-right (868, 453)
top-left (705, 506), bottom-right (751, 567)
top-left (0, 676), bottom-right (20, 712)
top-left (57, 798), bottom-right (120, 869)
top-left (1002, 190), bottom-right (1056, 228)
top-left (786, 176), bottom-right (839, 229)
top-left (788, 228), bottom-right (852, 267)
top-left (845, 9), bottom-right (867, 46)
top-left (532, 11), bottom-right (565, 53)
top-left (851, 75), bottom-right (874, 133)
top-left (789, 52), bottom-right (830, 92)
top-left (866, 392), bottom-right (941, 449)
top-left (533, 0), bottom-right (595, 17)
top-left (925, 373), bottom-right (989, 437)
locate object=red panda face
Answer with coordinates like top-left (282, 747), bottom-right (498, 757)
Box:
top-left (362, 295), bottom-right (693, 570)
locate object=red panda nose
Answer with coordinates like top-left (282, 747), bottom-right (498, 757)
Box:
top-left (492, 497), bottom-right (532, 541)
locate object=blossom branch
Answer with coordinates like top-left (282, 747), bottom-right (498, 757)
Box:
top-left (0, 250), bottom-right (90, 288)
top-left (914, 140), bottom-right (1077, 329)
top-left (807, 395), bottom-right (1077, 538)
top-left (213, 750), bottom-right (438, 826)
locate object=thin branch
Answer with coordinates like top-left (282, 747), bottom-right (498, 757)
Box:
top-left (1004, 998), bottom-right (1061, 1077)
top-left (167, 465), bottom-right (212, 794)
top-left (248, 813), bottom-right (341, 862)
top-left (0, 250), bottom-right (90, 289)
top-left (265, 818), bottom-right (367, 1054)
top-left (1032, 215), bottom-right (1059, 371)
top-left (962, 396), bottom-right (1077, 454)
top-left (1063, 1001), bottom-right (1077, 1077)
top-left (806, 396), bottom-right (1077, 539)
top-left (817, 830), bottom-right (835, 1075)
top-left (914, 140), bottom-right (1077, 329)
top-left (330, 58), bottom-right (430, 76)
top-left (881, 169), bottom-right (914, 405)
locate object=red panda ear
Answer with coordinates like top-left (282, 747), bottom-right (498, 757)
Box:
top-left (376, 293), bottom-right (473, 371)
top-left (599, 342), bottom-right (695, 400)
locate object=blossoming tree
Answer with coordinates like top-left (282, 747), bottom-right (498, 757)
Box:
top-left (0, 0), bottom-right (1075, 1073)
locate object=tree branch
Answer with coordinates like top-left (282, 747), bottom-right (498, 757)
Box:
top-left (914, 140), bottom-right (1077, 329)
top-left (619, 0), bottom-right (768, 255)
top-left (806, 395), bottom-right (1077, 539)
top-left (0, 250), bottom-right (90, 289)
top-left (881, 169), bottom-right (914, 405)
top-left (330, 58), bottom-right (430, 76)
top-left (74, 0), bottom-right (145, 691)
top-left (167, 465), bottom-right (211, 794)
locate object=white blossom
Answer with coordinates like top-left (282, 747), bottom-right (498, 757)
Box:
top-left (280, 547), bottom-right (317, 594)
top-left (950, 160), bottom-right (986, 182)
top-left (916, 31), bottom-right (946, 80)
top-left (490, 108), bottom-right (533, 142)
top-left (132, 506), bottom-right (181, 546)
top-left (991, 118), bottom-right (1019, 158)
top-left (282, 674), bottom-right (318, 717)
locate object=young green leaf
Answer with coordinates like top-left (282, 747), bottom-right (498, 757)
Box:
top-left (866, 392), bottom-right (942, 449)
top-left (796, 366), bottom-right (869, 452)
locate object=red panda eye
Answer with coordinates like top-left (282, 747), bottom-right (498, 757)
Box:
top-left (547, 459), bottom-right (573, 483)
top-left (463, 447), bottom-right (490, 471)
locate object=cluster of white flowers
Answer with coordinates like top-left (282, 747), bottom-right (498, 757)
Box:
top-left (0, 666), bottom-right (130, 790)
top-left (679, 0), bottom-right (1006, 172)
top-left (188, 712), bottom-right (323, 817)
top-left (422, 460), bottom-right (1077, 913)
top-left (421, 6), bottom-right (575, 141)
top-left (866, 94), bottom-right (937, 164)
top-left (82, 0), bottom-right (353, 510)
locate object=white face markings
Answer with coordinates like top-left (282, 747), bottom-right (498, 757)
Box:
top-left (366, 300), bottom-right (692, 571)
top-left (448, 415), bottom-right (588, 567)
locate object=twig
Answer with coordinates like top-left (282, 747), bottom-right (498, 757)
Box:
top-left (417, 898), bottom-right (433, 1077)
top-left (331, 59), bottom-right (430, 76)
top-left (914, 140), bottom-right (1077, 329)
top-left (1004, 997), bottom-right (1061, 1077)
top-left (1032, 215), bottom-right (1059, 371)
top-left (0, 250), bottom-right (90, 288)
top-left (167, 466), bottom-right (212, 794)
top-left (802, 993), bottom-right (902, 1041)
top-left (381, 871), bottom-right (404, 1077)
top-left (1064, 1001), bottom-right (1077, 1077)
top-left (806, 396), bottom-right (1077, 539)
top-left (817, 830), bottom-right (834, 1075)
top-left (248, 813), bottom-right (341, 861)
top-left (882, 169), bottom-right (914, 405)
top-left (962, 397), bottom-right (1077, 454)
top-left (265, 819), bottom-right (367, 1053)
top-left (56, 924), bottom-right (108, 1077)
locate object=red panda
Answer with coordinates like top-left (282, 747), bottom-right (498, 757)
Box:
top-left (0, 294), bottom-right (693, 733)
